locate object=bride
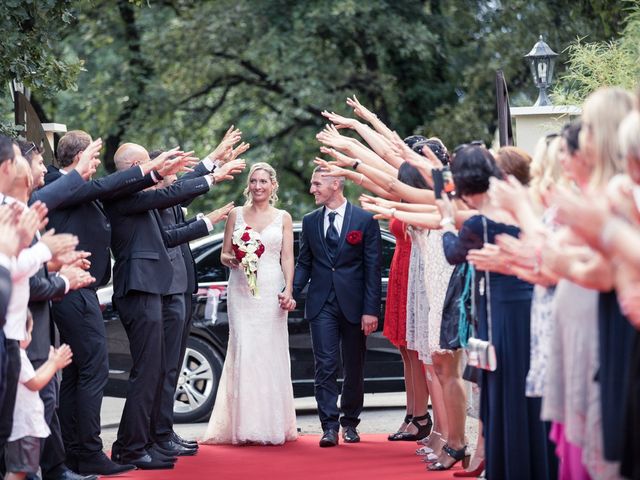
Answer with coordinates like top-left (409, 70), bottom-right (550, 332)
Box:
top-left (201, 162), bottom-right (298, 445)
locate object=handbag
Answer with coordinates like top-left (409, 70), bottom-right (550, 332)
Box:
top-left (465, 216), bottom-right (497, 372)
top-left (439, 262), bottom-right (473, 350)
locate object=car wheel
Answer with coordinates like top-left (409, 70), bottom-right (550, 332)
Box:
top-left (173, 336), bottom-right (223, 423)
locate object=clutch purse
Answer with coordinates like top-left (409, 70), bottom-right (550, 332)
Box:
top-left (465, 216), bottom-right (497, 372)
top-left (467, 337), bottom-right (497, 371)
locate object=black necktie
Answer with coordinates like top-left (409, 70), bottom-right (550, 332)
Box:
top-left (326, 211), bottom-right (339, 258)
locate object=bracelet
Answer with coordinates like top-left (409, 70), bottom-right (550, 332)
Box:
top-left (389, 208), bottom-right (396, 218)
top-left (352, 160), bottom-right (361, 170)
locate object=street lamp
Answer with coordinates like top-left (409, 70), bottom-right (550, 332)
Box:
top-left (524, 35), bottom-right (558, 107)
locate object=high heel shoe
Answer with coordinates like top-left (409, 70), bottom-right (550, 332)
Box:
top-left (393, 412), bottom-right (432, 441)
top-left (427, 444), bottom-right (470, 471)
top-left (387, 414), bottom-right (412, 441)
top-left (452, 459), bottom-right (485, 477)
top-left (415, 431), bottom-right (443, 455)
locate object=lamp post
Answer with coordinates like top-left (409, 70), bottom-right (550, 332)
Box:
top-left (524, 35), bottom-right (558, 107)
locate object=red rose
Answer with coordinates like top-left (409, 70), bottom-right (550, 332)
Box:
top-left (256, 244), bottom-right (265, 257)
top-left (235, 249), bottom-right (246, 260)
top-left (241, 231), bottom-right (251, 242)
top-left (346, 230), bottom-right (363, 245)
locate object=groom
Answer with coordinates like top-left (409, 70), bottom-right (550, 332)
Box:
top-left (292, 166), bottom-right (381, 447)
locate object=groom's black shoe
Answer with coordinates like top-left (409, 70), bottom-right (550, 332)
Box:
top-left (319, 429), bottom-right (339, 447)
top-left (342, 426), bottom-right (360, 443)
top-left (76, 451), bottom-right (135, 476)
top-left (119, 453), bottom-right (174, 470)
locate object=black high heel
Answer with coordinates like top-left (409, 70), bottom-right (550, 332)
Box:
top-left (394, 412), bottom-right (432, 441)
top-left (387, 414), bottom-right (413, 441)
top-left (428, 444), bottom-right (470, 471)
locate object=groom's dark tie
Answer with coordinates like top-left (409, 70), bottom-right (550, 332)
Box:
top-left (326, 211), bottom-right (339, 259)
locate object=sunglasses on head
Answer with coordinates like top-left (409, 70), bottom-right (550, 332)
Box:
top-left (453, 140), bottom-right (486, 156)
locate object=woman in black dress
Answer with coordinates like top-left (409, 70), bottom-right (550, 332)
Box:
top-left (438, 145), bottom-right (555, 480)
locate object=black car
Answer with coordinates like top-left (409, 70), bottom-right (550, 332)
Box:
top-left (99, 222), bottom-right (403, 423)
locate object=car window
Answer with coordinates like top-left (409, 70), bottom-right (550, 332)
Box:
top-left (195, 246), bottom-right (227, 283)
top-left (381, 235), bottom-right (394, 279)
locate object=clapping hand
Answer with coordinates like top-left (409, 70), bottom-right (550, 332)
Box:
top-left (48, 250), bottom-right (91, 272)
top-left (75, 138), bottom-right (102, 180)
top-left (49, 344), bottom-right (73, 369)
top-left (40, 230), bottom-right (79, 261)
top-left (59, 264), bottom-right (96, 290)
top-left (205, 202), bottom-right (235, 225)
top-left (17, 202), bottom-right (48, 250)
top-left (0, 205), bottom-right (20, 257)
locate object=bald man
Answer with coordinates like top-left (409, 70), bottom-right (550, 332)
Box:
top-left (103, 143), bottom-right (242, 469)
top-left (44, 130), bottom-right (174, 477)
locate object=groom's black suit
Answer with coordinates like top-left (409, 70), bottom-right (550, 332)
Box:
top-left (293, 201), bottom-right (381, 432)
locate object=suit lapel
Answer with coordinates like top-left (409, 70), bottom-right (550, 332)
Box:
top-left (334, 202), bottom-right (352, 261)
top-left (316, 207), bottom-right (332, 261)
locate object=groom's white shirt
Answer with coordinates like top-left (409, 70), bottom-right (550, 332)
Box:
top-left (323, 200), bottom-right (347, 237)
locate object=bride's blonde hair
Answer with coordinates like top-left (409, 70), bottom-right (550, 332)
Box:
top-left (243, 162), bottom-right (279, 206)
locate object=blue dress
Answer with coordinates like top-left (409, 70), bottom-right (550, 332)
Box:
top-left (442, 215), bottom-right (556, 480)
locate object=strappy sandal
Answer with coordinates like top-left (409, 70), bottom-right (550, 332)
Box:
top-left (393, 412), bottom-right (433, 441)
top-left (387, 414), bottom-right (412, 441)
top-left (428, 444), bottom-right (470, 471)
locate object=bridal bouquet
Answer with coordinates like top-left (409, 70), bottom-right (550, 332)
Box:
top-left (232, 226), bottom-right (265, 297)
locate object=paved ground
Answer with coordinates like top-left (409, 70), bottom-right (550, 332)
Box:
top-left (100, 392), bottom-right (479, 451)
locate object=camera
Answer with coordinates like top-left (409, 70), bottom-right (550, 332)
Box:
top-left (432, 167), bottom-right (455, 199)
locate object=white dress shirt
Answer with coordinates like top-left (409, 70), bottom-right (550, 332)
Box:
top-left (323, 200), bottom-right (348, 237)
top-left (0, 195), bottom-right (53, 341)
top-left (8, 349), bottom-right (51, 441)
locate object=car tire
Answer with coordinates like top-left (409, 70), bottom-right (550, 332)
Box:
top-left (173, 336), bottom-right (224, 424)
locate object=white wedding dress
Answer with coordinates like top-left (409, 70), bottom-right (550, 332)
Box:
top-left (201, 208), bottom-right (298, 445)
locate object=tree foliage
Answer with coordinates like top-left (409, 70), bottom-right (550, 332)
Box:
top-left (553, 0), bottom-right (640, 104)
top-left (6, 0), bottom-right (623, 217)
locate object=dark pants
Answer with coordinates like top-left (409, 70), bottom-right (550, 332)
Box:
top-left (30, 359), bottom-right (66, 478)
top-left (112, 291), bottom-right (164, 460)
top-left (151, 294), bottom-right (185, 442)
top-left (309, 292), bottom-right (366, 432)
top-left (0, 338), bottom-right (20, 473)
top-left (52, 289), bottom-right (108, 459)
top-left (176, 293), bottom-right (193, 379)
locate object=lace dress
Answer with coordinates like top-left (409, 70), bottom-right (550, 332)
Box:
top-left (423, 229), bottom-right (455, 363)
top-left (201, 208), bottom-right (298, 445)
top-left (405, 227), bottom-right (430, 360)
top-left (383, 218), bottom-right (412, 347)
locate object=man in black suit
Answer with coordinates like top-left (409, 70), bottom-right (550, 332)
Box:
top-left (45, 131), bottom-right (186, 476)
top-left (106, 143), bottom-right (244, 469)
top-left (292, 166), bottom-right (381, 447)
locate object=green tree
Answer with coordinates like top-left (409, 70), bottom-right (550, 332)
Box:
top-left (0, 0), bottom-right (83, 134)
top-left (553, 0), bottom-right (640, 104)
top-left (40, 0), bottom-right (623, 218)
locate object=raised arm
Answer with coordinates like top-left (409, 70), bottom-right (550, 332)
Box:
top-left (321, 110), bottom-right (404, 169)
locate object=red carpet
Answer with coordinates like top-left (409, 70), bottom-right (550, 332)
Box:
top-left (114, 434), bottom-right (465, 479)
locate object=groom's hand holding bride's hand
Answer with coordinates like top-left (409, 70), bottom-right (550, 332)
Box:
top-left (277, 291), bottom-right (296, 311)
top-left (361, 315), bottom-right (378, 336)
